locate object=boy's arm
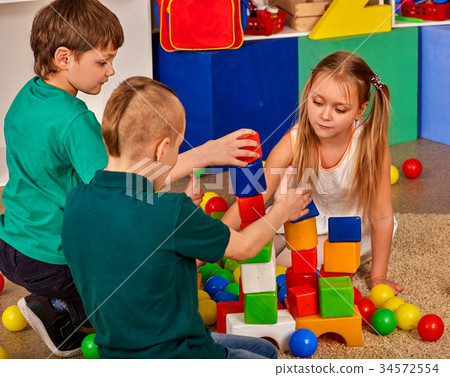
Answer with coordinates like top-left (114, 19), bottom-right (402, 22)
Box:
top-left (222, 131), bottom-right (294, 231)
top-left (369, 149), bottom-right (403, 294)
top-left (169, 129), bottom-right (259, 183)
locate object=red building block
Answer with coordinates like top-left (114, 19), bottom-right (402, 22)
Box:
top-left (286, 267), bottom-right (318, 290)
top-left (318, 265), bottom-right (353, 282)
top-left (291, 248), bottom-right (317, 274)
top-left (216, 300), bottom-right (244, 333)
top-left (287, 284), bottom-right (319, 317)
top-left (237, 132), bottom-right (263, 164)
top-left (240, 221), bottom-right (253, 230)
top-left (237, 194), bottom-right (265, 223)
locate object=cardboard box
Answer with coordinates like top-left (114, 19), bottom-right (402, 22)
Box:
top-left (284, 12), bottom-right (321, 31)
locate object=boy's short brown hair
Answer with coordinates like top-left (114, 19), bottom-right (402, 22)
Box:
top-left (102, 76), bottom-right (186, 160)
top-left (31, 0), bottom-right (124, 78)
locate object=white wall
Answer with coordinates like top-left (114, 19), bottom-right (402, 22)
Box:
top-left (0, 0), bottom-right (153, 185)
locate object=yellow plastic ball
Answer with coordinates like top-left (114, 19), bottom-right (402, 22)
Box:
top-left (0, 347), bottom-right (10, 359)
top-left (262, 160), bottom-right (266, 168)
top-left (395, 303), bottom-right (421, 330)
top-left (232, 266), bottom-right (241, 283)
top-left (200, 192), bottom-right (219, 212)
top-left (369, 284), bottom-right (395, 309)
top-left (276, 266), bottom-right (287, 277)
top-left (198, 299), bottom-right (217, 326)
top-left (2, 305), bottom-right (27, 332)
top-left (390, 165), bottom-right (399, 185)
top-left (198, 290), bottom-right (210, 303)
top-left (382, 297), bottom-right (405, 312)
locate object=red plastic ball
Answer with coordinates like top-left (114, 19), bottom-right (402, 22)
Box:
top-left (355, 298), bottom-right (377, 326)
top-left (353, 287), bottom-right (362, 303)
top-left (0, 273), bottom-right (4, 293)
top-left (402, 158), bottom-right (423, 179)
top-left (204, 196), bottom-right (228, 215)
top-left (417, 314), bottom-right (445, 342)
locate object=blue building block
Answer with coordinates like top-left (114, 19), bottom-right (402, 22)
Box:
top-left (230, 158), bottom-right (267, 197)
top-left (328, 217), bottom-right (361, 243)
top-left (292, 199), bottom-right (319, 223)
top-left (419, 26), bottom-right (450, 146)
top-left (153, 37), bottom-right (299, 155)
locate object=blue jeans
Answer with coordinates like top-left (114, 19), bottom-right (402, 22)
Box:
top-left (211, 333), bottom-right (278, 359)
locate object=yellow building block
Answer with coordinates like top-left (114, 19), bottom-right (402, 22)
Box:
top-left (323, 238), bottom-right (360, 273)
top-left (293, 305), bottom-right (363, 346)
top-left (309, 0), bottom-right (391, 40)
top-left (284, 217), bottom-right (318, 251)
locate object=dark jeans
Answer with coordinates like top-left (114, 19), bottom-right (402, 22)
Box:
top-left (0, 238), bottom-right (90, 327)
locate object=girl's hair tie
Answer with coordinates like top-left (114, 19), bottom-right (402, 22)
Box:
top-left (371, 73), bottom-right (384, 90)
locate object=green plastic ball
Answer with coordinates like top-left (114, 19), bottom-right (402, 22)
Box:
top-left (371, 308), bottom-right (397, 335)
top-left (81, 333), bottom-right (99, 359)
top-left (198, 263), bottom-right (221, 284)
top-left (224, 259), bottom-right (239, 274)
top-left (211, 268), bottom-right (234, 284)
top-left (224, 283), bottom-right (240, 299)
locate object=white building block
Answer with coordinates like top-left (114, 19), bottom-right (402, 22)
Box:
top-left (240, 247), bottom-right (276, 294)
top-left (225, 310), bottom-right (296, 351)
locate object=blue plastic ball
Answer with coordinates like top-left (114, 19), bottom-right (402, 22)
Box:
top-left (204, 276), bottom-right (229, 298)
top-left (276, 274), bottom-right (286, 291)
top-left (213, 290), bottom-right (238, 303)
top-left (289, 329), bottom-right (318, 358)
top-left (278, 285), bottom-right (287, 307)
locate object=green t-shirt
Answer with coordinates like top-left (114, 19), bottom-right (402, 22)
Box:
top-left (62, 170), bottom-right (230, 359)
top-left (0, 77), bottom-right (107, 264)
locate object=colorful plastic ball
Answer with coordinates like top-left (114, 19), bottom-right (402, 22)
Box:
top-left (81, 333), bottom-right (99, 359)
top-left (289, 329), bottom-right (318, 358)
top-left (213, 290), bottom-right (237, 303)
top-left (278, 285), bottom-right (287, 307)
top-left (0, 346), bottom-right (10, 359)
top-left (0, 273), bottom-right (5, 293)
top-left (276, 266), bottom-right (287, 277)
top-left (232, 266), bottom-right (241, 283)
top-left (198, 290), bottom-right (211, 303)
top-left (371, 308), bottom-right (397, 335)
top-left (200, 192), bottom-right (220, 212)
top-left (205, 196), bottom-right (228, 215)
top-left (382, 297), bottom-right (405, 312)
top-left (390, 165), bottom-right (399, 185)
top-left (224, 259), bottom-right (239, 274)
top-left (402, 158), bottom-right (423, 179)
top-left (211, 268), bottom-right (234, 284)
top-left (198, 263), bottom-right (221, 284)
top-left (417, 314), bottom-right (445, 342)
top-left (224, 283), bottom-right (240, 299)
top-left (198, 299), bottom-right (217, 326)
top-left (2, 305), bottom-right (27, 332)
top-left (369, 284), bottom-right (395, 309)
top-left (355, 298), bottom-right (377, 326)
top-left (353, 286), bottom-right (362, 303)
top-left (394, 303), bottom-right (421, 330)
top-left (204, 276), bottom-right (229, 298)
top-left (276, 274), bottom-right (286, 291)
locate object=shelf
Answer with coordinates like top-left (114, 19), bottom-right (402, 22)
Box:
top-left (389, 0), bottom-right (450, 28)
top-left (244, 25), bottom-right (310, 41)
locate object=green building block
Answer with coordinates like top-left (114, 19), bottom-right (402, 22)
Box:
top-left (244, 291), bottom-right (278, 324)
top-left (239, 240), bottom-right (272, 265)
top-left (298, 28), bottom-right (419, 145)
top-left (319, 276), bottom-right (354, 318)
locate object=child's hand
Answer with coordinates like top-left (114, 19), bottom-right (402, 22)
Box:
top-left (370, 277), bottom-right (404, 295)
top-left (202, 129), bottom-right (260, 167)
top-left (273, 166), bottom-right (311, 223)
top-left (184, 174), bottom-right (204, 206)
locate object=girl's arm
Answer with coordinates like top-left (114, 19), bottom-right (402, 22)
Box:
top-left (169, 129), bottom-right (259, 183)
top-left (369, 149), bottom-right (403, 294)
top-left (221, 130), bottom-right (298, 231)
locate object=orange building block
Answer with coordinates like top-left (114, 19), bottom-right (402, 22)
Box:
top-left (285, 217), bottom-right (318, 251)
top-left (323, 238), bottom-right (360, 273)
top-left (292, 304), bottom-right (363, 346)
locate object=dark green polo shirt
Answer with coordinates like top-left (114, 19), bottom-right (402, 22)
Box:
top-left (62, 170), bottom-right (230, 358)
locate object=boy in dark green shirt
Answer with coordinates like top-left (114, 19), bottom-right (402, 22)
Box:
top-left (61, 77), bottom-right (311, 358)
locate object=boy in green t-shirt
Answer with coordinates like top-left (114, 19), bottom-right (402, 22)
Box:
top-left (61, 76), bottom-right (312, 358)
top-left (0, 0), bottom-right (258, 357)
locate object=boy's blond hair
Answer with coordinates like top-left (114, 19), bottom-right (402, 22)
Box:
top-left (31, 0), bottom-right (124, 78)
top-left (102, 76), bottom-right (185, 160)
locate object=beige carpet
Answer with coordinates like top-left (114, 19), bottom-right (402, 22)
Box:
top-left (277, 213), bottom-right (450, 359)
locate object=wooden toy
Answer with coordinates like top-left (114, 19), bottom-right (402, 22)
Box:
top-left (369, 284), bottom-right (395, 309)
top-left (355, 297), bottom-right (376, 326)
top-left (237, 194), bottom-right (265, 223)
top-left (370, 308), bottom-right (397, 335)
top-left (237, 132), bottom-right (263, 164)
top-left (402, 158), bottom-right (423, 179)
top-left (239, 240), bottom-right (272, 264)
top-left (286, 268), bottom-right (318, 290)
top-left (319, 276), bottom-right (354, 318)
top-left (285, 216), bottom-right (318, 251)
top-left (417, 314), bottom-right (445, 342)
top-left (394, 303), bottom-right (421, 330)
top-left (198, 299), bottom-right (217, 326)
top-left (289, 328), bottom-right (318, 358)
top-left (291, 248), bottom-right (317, 274)
top-left (292, 305), bottom-right (363, 346)
top-left (382, 297), bottom-right (405, 312)
top-left (230, 158), bottom-right (267, 197)
top-left (216, 300), bottom-right (244, 333)
top-left (276, 0), bottom-right (330, 32)
top-left (323, 238), bottom-right (360, 273)
top-left (287, 284), bottom-right (319, 317)
top-left (318, 265), bottom-right (353, 282)
top-left (81, 333), bottom-right (99, 359)
top-left (226, 310), bottom-right (296, 351)
top-left (244, 291), bottom-right (278, 324)
top-left (240, 247), bottom-right (276, 294)
top-left (2, 305), bottom-right (27, 332)
top-left (328, 216), bottom-right (361, 243)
